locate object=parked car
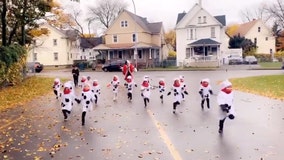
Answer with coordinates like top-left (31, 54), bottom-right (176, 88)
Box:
top-left (243, 56), bottom-right (258, 64)
top-left (228, 55), bottom-right (243, 65)
top-left (102, 60), bottom-right (124, 72)
top-left (26, 62), bottom-right (44, 73)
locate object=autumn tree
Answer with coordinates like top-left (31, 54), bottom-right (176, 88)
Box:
top-left (0, 0), bottom-right (51, 46)
top-left (226, 24), bottom-right (240, 37)
top-left (165, 30), bottom-right (176, 51)
top-left (264, 0), bottom-right (284, 29)
top-left (86, 0), bottom-right (128, 29)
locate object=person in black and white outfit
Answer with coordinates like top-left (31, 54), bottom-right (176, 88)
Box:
top-left (91, 79), bottom-right (101, 105)
top-left (125, 75), bottom-right (137, 101)
top-left (198, 78), bottom-right (213, 110)
top-left (158, 78), bottom-right (166, 103)
top-left (167, 78), bottom-right (183, 114)
top-left (141, 77), bottom-right (151, 107)
top-left (53, 78), bottom-right (62, 99)
top-left (179, 75), bottom-right (188, 101)
top-left (61, 82), bottom-right (77, 121)
top-left (78, 83), bottom-right (93, 126)
top-left (107, 75), bottom-right (120, 101)
top-left (217, 80), bottom-right (235, 134)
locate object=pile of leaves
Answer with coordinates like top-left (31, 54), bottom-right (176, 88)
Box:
top-left (230, 75), bottom-right (284, 100)
top-left (0, 76), bottom-right (55, 111)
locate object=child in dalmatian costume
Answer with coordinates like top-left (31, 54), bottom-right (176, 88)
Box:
top-left (158, 78), bottom-right (166, 103)
top-left (179, 75), bottom-right (188, 101)
top-left (91, 79), bottom-right (101, 105)
top-left (61, 82), bottom-right (78, 121)
top-left (108, 75), bottom-right (120, 101)
top-left (198, 78), bottom-right (213, 110)
top-left (78, 83), bottom-right (93, 126)
top-left (53, 78), bottom-right (62, 99)
top-left (141, 77), bottom-right (151, 108)
top-left (217, 80), bottom-right (235, 134)
top-left (125, 75), bottom-right (137, 101)
top-left (79, 76), bottom-right (88, 88)
top-left (167, 78), bottom-right (184, 114)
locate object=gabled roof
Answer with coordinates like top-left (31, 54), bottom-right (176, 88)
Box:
top-left (80, 37), bottom-right (102, 49)
top-left (214, 15), bottom-right (226, 26)
top-left (175, 3), bottom-right (226, 28)
top-left (233, 19), bottom-right (259, 37)
top-left (114, 10), bottom-right (163, 34)
top-left (176, 12), bottom-right (186, 25)
top-left (189, 38), bottom-right (221, 46)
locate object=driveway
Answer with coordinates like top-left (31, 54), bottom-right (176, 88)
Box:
top-left (1, 69), bottom-right (283, 160)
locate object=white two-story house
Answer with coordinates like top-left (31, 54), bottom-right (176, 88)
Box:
top-left (175, 2), bottom-right (228, 67)
top-left (27, 23), bottom-right (79, 67)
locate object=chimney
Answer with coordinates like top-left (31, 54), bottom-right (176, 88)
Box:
top-left (199, 0), bottom-right (202, 7)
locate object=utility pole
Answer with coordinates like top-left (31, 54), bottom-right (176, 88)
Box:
top-left (131, 0), bottom-right (138, 68)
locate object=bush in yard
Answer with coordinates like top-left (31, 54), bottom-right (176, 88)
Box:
top-left (0, 44), bottom-right (27, 87)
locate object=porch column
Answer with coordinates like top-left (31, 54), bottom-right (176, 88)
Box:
top-left (149, 48), bottom-right (152, 59)
top-left (107, 50), bottom-right (110, 60)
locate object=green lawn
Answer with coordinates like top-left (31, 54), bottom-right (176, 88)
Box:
top-left (230, 74), bottom-right (284, 100)
top-left (259, 62), bottom-right (282, 68)
top-left (0, 76), bottom-right (68, 111)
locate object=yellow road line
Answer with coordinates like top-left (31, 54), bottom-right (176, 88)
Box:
top-left (147, 109), bottom-right (183, 160)
top-left (0, 116), bottom-right (24, 130)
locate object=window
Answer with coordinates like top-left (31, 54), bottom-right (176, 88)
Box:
top-left (121, 21), bottom-right (128, 27)
top-left (54, 52), bottom-right (58, 61)
top-left (138, 50), bottom-right (142, 59)
top-left (258, 27), bottom-right (261, 32)
top-left (82, 48), bottom-right (85, 52)
top-left (211, 27), bottom-right (215, 38)
top-left (198, 17), bottom-right (201, 23)
top-left (132, 33), bottom-right (136, 42)
top-left (67, 52), bottom-right (69, 61)
top-left (190, 29), bottom-right (193, 40)
top-left (33, 53), bottom-right (37, 61)
top-left (254, 38), bottom-right (257, 45)
top-left (118, 50), bottom-right (123, 59)
top-left (203, 16), bottom-right (206, 23)
top-left (265, 37), bottom-right (268, 41)
top-left (113, 35), bottom-right (117, 43)
top-left (53, 39), bottom-right (57, 46)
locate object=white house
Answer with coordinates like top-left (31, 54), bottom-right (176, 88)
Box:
top-left (175, 1), bottom-right (228, 67)
top-left (233, 19), bottom-right (275, 55)
top-left (27, 23), bottom-right (79, 67)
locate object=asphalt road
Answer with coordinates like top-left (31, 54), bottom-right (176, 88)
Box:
top-left (1, 69), bottom-right (283, 160)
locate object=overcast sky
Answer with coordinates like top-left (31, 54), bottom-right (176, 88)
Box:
top-left (62, 0), bottom-right (275, 31)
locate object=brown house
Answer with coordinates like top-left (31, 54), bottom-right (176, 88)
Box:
top-left (93, 10), bottom-right (169, 68)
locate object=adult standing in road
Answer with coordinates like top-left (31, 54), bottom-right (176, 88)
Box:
top-left (122, 60), bottom-right (136, 81)
top-left (72, 65), bottom-right (80, 87)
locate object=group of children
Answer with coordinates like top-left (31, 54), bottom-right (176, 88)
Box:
top-left (52, 74), bottom-right (235, 133)
top-left (52, 76), bottom-right (101, 126)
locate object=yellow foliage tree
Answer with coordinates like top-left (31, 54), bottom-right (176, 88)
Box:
top-left (226, 24), bottom-right (240, 37)
top-left (165, 30), bottom-right (176, 51)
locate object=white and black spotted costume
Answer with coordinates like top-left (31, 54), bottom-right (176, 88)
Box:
top-left (110, 75), bottom-right (120, 101)
top-left (141, 78), bottom-right (151, 107)
top-left (61, 82), bottom-right (77, 120)
top-left (158, 79), bottom-right (166, 103)
top-left (179, 75), bottom-right (188, 101)
top-left (198, 78), bottom-right (213, 109)
top-left (79, 83), bottom-right (93, 126)
top-left (167, 78), bottom-right (183, 114)
top-left (217, 80), bottom-right (235, 133)
top-left (91, 79), bottom-right (101, 104)
top-left (125, 75), bottom-right (137, 101)
top-left (53, 78), bottom-right (62, 99)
